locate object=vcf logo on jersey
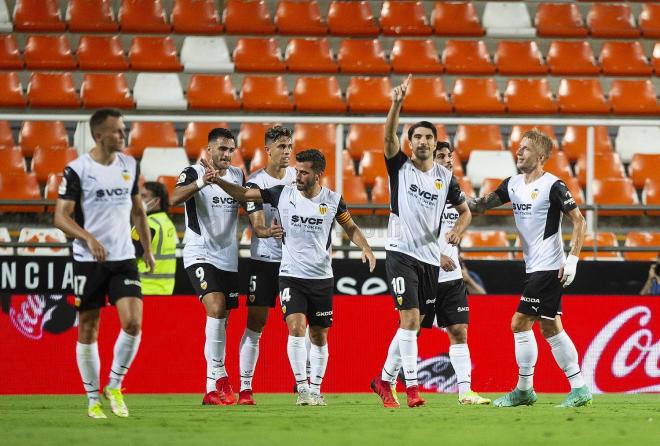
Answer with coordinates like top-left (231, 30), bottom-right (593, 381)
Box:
top-left (408, 184), bottom-right (439, 207)
top-left (95, 188), bottom-right (131, 201)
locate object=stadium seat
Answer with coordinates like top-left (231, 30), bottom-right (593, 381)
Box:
top-left (0, 146), bottom-right (26, 175)
top-left (183, 121), bottom-right (229, 160)
top-left (171, 0), bottom-right (223, 34)
top-left (0, 72), bottom-right (27, 107)
top-left (504, 79), bottom-right (557, 114)
top-left (223, 0), bottom-right (275, 34)
top-left (286, 38), bottom-right (338, 73)
top-left (241, 76), bottom-right (293, 112)
top-left (535, 2), bottom-right (587, 37)
top-left (580, 232), bottom-right (621, 261)
top-left (495, 41), bottom-right (547, 75)
top-left (27, 73), bottom-right (80, 109)
top-left (67, 0), bottom-right (118, 32)
top-left (466, 150), bottom-right (516, 187)
top-left (81, 73), bottom-right (135, 109)
top-left (19, 121), bottom-right (68, 158)
top-left (452, 78), bottom-right (505, 114)
top-left (44, 172), bottom-right (62, 211)
top-left (293, 124), bottom-right (336, 154)
top-left (24, 35), bottom-right (76, 70)
top-left (401, 77), bottom-right (452, 114)
top-left (31, 146), bottom-right (77, 184)
top-left (0, 172), bottom-right (41, 213)
top-left (482, 2), bottom-right (535, 37)
top-left (543, 151), bottom-right (572, 180)
top-left (561, 126), bottom-right (612, 162)
top-left (129, 37), bottom-right (182, 72)
top-left (0, 0), bottom-right (11, 32)
top-left (141, 148), bottom-right (189, 182)
top-left (508, 125), bottom-right (558, 155)
top-left (629, 154), bottom-right (660, 190)
top-left (133, 73), bottom-right (186, 110)
top-left (77, 36), bottom-right (128, 71)
top-left (73, 121), bottom-right (95, 155)
top-left (457, 177), bottom-right (474, 197)
top-left (401, 123), bottom-right (449, 155)
top-left (327, 1), bottom-right (379, 36)
top-left (587, 3), bottom-right (640, 38)
top-left (546, 41), bottom-right (600, 75)
top-left (180, 37), bottom-right (233, 73)
top-left (624, 231), bottom-right (660, 261)
top-left (338, 39), bottom-right (390, 74)
top-left (340, 175), bottom-right (369, 215)
top-left (0, 120), bottom-right (14, 148)
top-left (599, 41), bottom-right (652, 76)
top-left (431, 1), bottom-right (484, 36)
top-left (118, 0), bottom-right (170, 33)
top-left (652, 42), bottom-right (660, 73)
top-left (0, 35), bottom-right (22, 69)
top-left (379, 1), bottom-right (431, 36)
top-left (187, 74), bottom-right (240, 110)
top-left (239, 123), bottom-right (280, 161)
top-left (323, 150), bottom-right (357, 179)
top-left (609, 80), bottom-right (660, 116)
top-left (293, 76), bottom-right (345, 113)
top-left (275, 0), bottom-right (327, 35)
top-left (13, 0), bottom-right (65, 31)
top-left (593, 177), bottom-right (641, 216)
top-left (248, 146), bottom-right (268, 173)
top-left (346, 77), bottom-right (391, 113)
top-left (454, 125), bottom-right (504, 162)
top-left (477, 177), bottom-right (514, 217)
top-left (155, 175), bottom-right (183, 214)
top-left (234, 38), bottom-right (285, 73)
top-left (359, 150), bottom-right (388, 188)
top-left (346, 124), bottom-right (384, 161)
top-left (442, 40), bottom-right (495, 74)
top-left (614, 126), bottom-right (660, 163)
top-left (125, 122), bottom-right (178, 159)
top-left (461, 230), bottom-right (511, 260)
top-left (575, 152), bottom-right (624, 188)
top-left (371, 176), bottom-right (390, 215)
top-left (0, 226), bottom-right (12, 255)
top-left (390, 39), bottom-right (443, 74)
top-left (557, 78), bottom-right (610, 115)
top-left (17, 227), bottom-right (69, 256)
top-left (639, 3), bottom-right (660, 38)
top-left (642, 179), bottom-right (660, 217)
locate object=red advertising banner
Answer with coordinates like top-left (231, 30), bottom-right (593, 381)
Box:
top-left (1, 295), bottom-right (658, 394)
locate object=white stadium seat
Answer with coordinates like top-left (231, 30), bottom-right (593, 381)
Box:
top-left (0, 226), bottom-right (13, 255)
top-left (0, 1), bottom-right (12, 32)
top-left (482, 2), bottom-right (535, 37)
top-left (73, 120), bottom-right (95, 155)
top-left (614, 126), bottom-right (660, 163)
top-left (466, 150), bottom-right (517, 187)
top-left (140, 147), bottom-right (189, 181)
top-left (348, 226), bottom-right (387, 260)
top-left (133, 73), bottom-right (187, 110)
top-left (17, 228), bottom-right (69, 256)
top-left (180, 37), bottom-right (234, 73)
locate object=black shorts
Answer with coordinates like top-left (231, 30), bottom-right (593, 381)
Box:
top-left (421, 279), bottom-right (470, 329)
top-left (185, 263), bottom-right (239, 310)
top-left (385, 251), bottom-right (439, 314)
top-left (279, 276), bottom-right (334, 328)
top-left (247, 259), bottom-right (280, 308)
top-left (518, 270), bottom-right (563, 319)
top-left (73, 260), bottom-right (142, 312)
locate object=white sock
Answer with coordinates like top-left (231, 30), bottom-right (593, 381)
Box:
top-left (309, 343), bottom-right (329, 395)
top-left (397, 328), bottom-right (419, 388)
top-left (514, 330), bottom-right (538, 391)
top-left (76, 342), bottom-right (101, 406)
top-left (381, 332), bottom-right (401, 385)
top-left (304, 326), bottom-right (312, 379)
top-left (107, 330), bottom-right (141, 389)
top-left (546, 330), bottom-right (585, 389)
top-left (239, 328), bottom-right (262, 391)
top-left (204, 316), bottom-right (227, 393)
top-left (449, 343), bottom-right (472, 396)
top-left (287, 335), bottom-right (308, 390)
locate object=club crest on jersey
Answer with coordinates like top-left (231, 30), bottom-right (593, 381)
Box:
top-left (434, 179), bottom-right (443, 190)
top-left (121, 169), bottom-right (130, 182)
top-left (531, 188), bottom-right (539, 200)
top-left (319, 203), bottom-right (328, 215)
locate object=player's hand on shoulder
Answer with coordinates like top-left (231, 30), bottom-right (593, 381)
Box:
top-left (85, 236), bottom-right (107, 262)
top-left (392, 74), bottom-right (412, 104)
top-left (440, 254), bottom-right (456, 272)
top-left (362, 248), bottom-right (376, 273)
top-left (268, 218), bottom-right (283, 240)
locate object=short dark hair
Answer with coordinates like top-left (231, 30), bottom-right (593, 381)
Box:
top-left (207, 127), bottom-right (236, 145)
top-left (143, 181), bottom-right (169, 213)
top-left (433, 141), bottom-right (453, 158)
top-left (295, 149), bottom-right (326, 173)
top-left (89, 108), bottom-right (123, 141)
top-left (265, 126), bottom-right (293, 146)
top-left (407, 121), bottom-right (437, 142)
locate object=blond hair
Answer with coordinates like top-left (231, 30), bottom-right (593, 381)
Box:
top-left (521, 129), bottom-right (553, 162)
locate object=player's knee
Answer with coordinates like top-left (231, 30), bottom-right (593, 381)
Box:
top-left (122, 319), bottom-right (141, 336)
top-left (540, 323), bottom-right (561, 339)
top-left (447, 325), bottom-right (467, 343)
top-left (247, 314), bottom-right (267, 333)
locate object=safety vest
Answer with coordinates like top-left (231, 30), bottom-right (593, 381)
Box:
top-left (133, 212), bottom-right (178, 295)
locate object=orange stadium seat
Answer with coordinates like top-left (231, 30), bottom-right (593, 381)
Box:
top-left (454, 125), bottom-right (503, 162)
top-left (401, 123), bottom-right (449, 156)
top-left (0, 72), bottom-right (27, 107)
top-left (535, 2), bottom-right (587, 37)
top-left (239, 123), bottom-right (280, 161)
top-left (0, 121), bottom-right (15, 148)
top-left (129, 37), bottom-right (182, 71)
top-left (325, 150), bottom-right (356, 177)
top-left (275, 0), bottom-right (327, 35)
top-left (27, 73), bottom-right (80, 109)
top-left (508, 125), bottom-right (557, 155)
top-left (629, 154), bottom-right (660, 189)
top-left (341, 176), bottom-right (369, 215)
top-left (543, 151), bottom-right (572, 180)
top-left (643, 179), bottom-right (660, 217)
top-left (557, 78), bottom-right (611, 115)
top-left (451, 152), bottom-right (464, 178)
top-left (248, 146), bottom-right (268, 173)
top-left (575, 151), bottom-right (624, 187)
top-left (477, 177), bottom-right (509, 216)
top-left (401, 77), bottom-right (452, 114)
top-left (442, 40), bottom-right (495, 74)
top-left (390, 39), bottom-right (443, 74)
top-left (346, 77), bottom-right (391, 113)
top-left (504, 79), bottom-right (557, 114)
top-left (599, 41), bottom-right (653, 76)
top-left (81, 73), bottom-right (135, 109)
top-left (609, 80), bottom-right (660, 116)
top-left (547, 41), bottom-right (600, 75)
top-left (452, 78), bottom-right (505, 114)
top-left (0, 147), bottom-right (26, 175)
top-left (495, 41), bottom-right (547, 75)
top-left (156, 175), bottom-right (183, 214)
top-left (125, 122), bottom-right (178, 159)
top-left (461, 230), bottom-right (511, 260)
top-left (561, 125), bottom-right (612, 162)
top-left (19, 121), bottom-right (69, 158)
top-left (67, 0), bottom-right (118, 32)
top-left (77, 36), bottom-right (129, 71)
top-left (431, 1), bottom-right (484, 36)
top-left (285, 38), bottom-right (338, 73)
top-left (640, 3), bottom-right (660, 38)
top-left (293, 76), bottom-right (346, 113)
top-left (327, 1), bottom-right (379, 36)
top-left (359, 150), bottom-right (388, 188)
top-left (171, 0), bottom-right (223, 34)
top-left (0, 172), bottom-right (42, 213)
top-left (13, 0), bottom-right (65, 31)
top-left (241, 76), bottom-right (294, 112)
top-left (458, 177), bottom-right (474, 197)
top-left (593, 177), bottom-right (642, 216)
top-left (233, 38), bottom-right (286, 72)
top-left (183, 121), bottom-right (229, 160)
top-left (118, 0), bottom-right (171, 33)
top-left (293, 124), bottom-right (336, 154)
top-left (654, 43), bottom-right (660, 73)
top-left (223, 0), bottom-right (275, 34)
top-left (338, 39), bottom-right (390, 74)
top-left (187, 75), bottom-right (240, 111)
top-left (371, 176), bottom-right (390, 215)
top-left (346, 124), bottom-right (384, 161)
top-left (379, 1), bottom-right (431, 36)
top-left (31, 146), bottom-right (77, 184)
top-left (24, 35), bottom-right (76, 70)
top-left (624, 231), bottom-right (660, 261)
top-left (0, 35), bottom-right (23, 69)
top-left (580, 232), bottom-right (621, 261)
top-left (587, 3), bottom-right (640, 38)
top-left (44, 173), bottom-right (63, 211)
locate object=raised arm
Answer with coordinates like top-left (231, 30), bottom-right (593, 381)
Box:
top-left (384, 74), bottom-right (411, 160)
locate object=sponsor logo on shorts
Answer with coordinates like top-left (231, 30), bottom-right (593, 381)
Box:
top-left (520, 296), bottom-right (540, 303)
top-left (229, 292), bottom-right (239, 299)
top-left (124, 279), bottom-right (141, 288)
top-left (457, 306), bottom-right (469, 312)
top-left (425, 298), bottom-right (436, 304)
top-left (531, 306), bottom-right (539, 312)
top-left (315, 311), bottom-right (333, 317)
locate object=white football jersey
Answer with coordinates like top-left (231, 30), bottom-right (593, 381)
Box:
top-left (437, 204), bottom-right (463, 283)
top-left (177, 164), bottom-right (244, 272)
top-left (59, 153), bottom-right (139, 262)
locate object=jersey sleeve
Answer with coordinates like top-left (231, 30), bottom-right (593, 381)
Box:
top-left (493, 177), bottom-right (511, 204)
top-left (260, 185), bottom-right (285, 208)
top-left (385, 151), bottom-right (408, 176)
top-left (59, 166), bottom-right (82, 201)
top-left (176, 166), bottom-right (198, 187)
top-left (245, 181), bottom-right (263, 214)
top-left (447, 176), bottom-right (465, 206)
top-left (131, 162), bottom-right (140, 196)
top-left (335, 196), bottom-right (351, 224)
top-left (550, 180), bottom-right (578, 213)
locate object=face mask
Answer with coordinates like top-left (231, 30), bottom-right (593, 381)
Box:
top-left (143, 198), bottom-right (156, 213)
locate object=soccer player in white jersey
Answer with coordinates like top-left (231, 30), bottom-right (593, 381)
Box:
top-left (468, 129), bottom-right (592, 408)
top-left (210, 149), bottom-right (376, 406)
top-left (372, 75), bottom-right (472, 408)
top-left (171, 128), bottom-right (245, 406)
top-left (55, 108), bottom-right (155, 419)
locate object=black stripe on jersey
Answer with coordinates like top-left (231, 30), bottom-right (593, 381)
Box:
top-left (185, 197), bottom-right (201, 236)
top-left (326, 221), bottom-right (334, 250)
top-left (543, 180), bottom-right (563, 240)
top-left (494, 177), bottom-right (512, 204)
top-left (385, 152), bottom-right (408, 216)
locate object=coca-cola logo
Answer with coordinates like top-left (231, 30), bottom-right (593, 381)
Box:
top-left (582, 306), bottom-right (660, 393)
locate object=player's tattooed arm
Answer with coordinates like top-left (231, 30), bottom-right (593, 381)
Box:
top-left (467, 193), bottom-right (503, 214)
top-left (213, 177), bottom-right (263, 203)
top-left (384, 74), bottom-right (411, 160)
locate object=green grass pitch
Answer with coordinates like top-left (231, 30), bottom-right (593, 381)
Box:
top-left (1, 394), bottom-right (658, 446)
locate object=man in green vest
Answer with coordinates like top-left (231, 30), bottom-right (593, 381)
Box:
top-left (132, 182), bottom-right (178, 295)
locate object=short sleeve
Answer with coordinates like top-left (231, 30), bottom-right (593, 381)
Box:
top-left (260, 185), bottom-right (285, 208)
top-left (446, 176), bottom-right (465, 206)
top-left (246, 181), bottom-right (263, 214)
top-left (493, 177), bottom-right (511, 204)
top-left (59, 166), bottom-right (82, 201)
top-left (385, 151), bottom-right (408, 176)
top-left (131, 162), bottom-right (140, 196)
top-left (550, 180), bottom-right (577, 213)
top-left (335, 196), bottom-right (351, 224)
top-left (176, 166), bottom-right (198, 187)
